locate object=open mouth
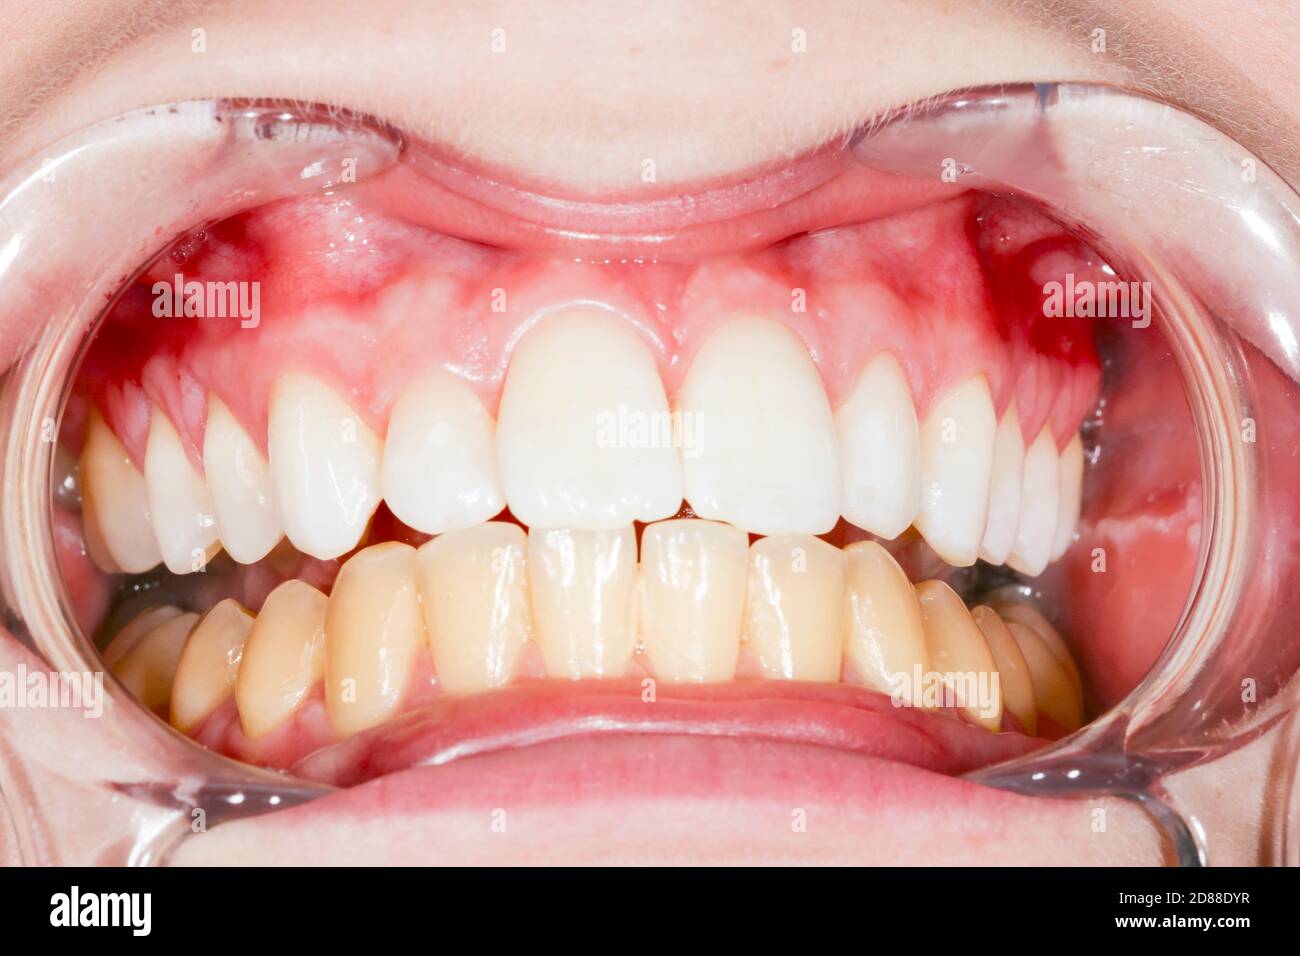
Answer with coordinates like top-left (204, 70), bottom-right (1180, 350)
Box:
top-left (17, 94), bottom-right (1215, 863)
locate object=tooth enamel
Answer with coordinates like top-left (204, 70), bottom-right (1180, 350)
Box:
top-left (204, 395), bottom-right (282, 564)
top-left (527, 526), bottom-right (638, 679)
top-left (497, 310), bottom-right (682, 529)
top-left (144, 407), bottom-right (221, 574)
top-left (835, 352), bottom-right (921, 540)
top-left (914, 580), bottom-right (1002, 731)
top-left (677, 318), bottom-right (839, 536)
top-left (1051, 432), bottom-right (1085, 559)
top-left (382, 371), bottom-right (505, 534)
top-left (638, 519), bottom-right (748, 683)
top-left (103, 605), bottom-right (184, 668)
top-left (268, 373), bottom-right (382, 560)
top-left (170, 598), bottom-right (253, 733)
top-left (112, 611), bottom-right (199, 711)
top-left (915, 376), bottom-right (997, 566)
top-left (1007, 425), bottom-right (1060, 576)
top-left (992, 601), bottom-right (1083, 701)
top-left (970, 605), bottom-right (1037, 736)
top-left (743, 535), bottom-right (845, 681)
top-left (1004, 619), bottom-right (1083, 733)
top-left (324, 542), bottom-right (426, 737)
top-left (416, 522), bottom-right (530, 694)
top-left (841, 541), bottom-right (929, 704)
top-left (235, 579), bottom-right (328, 740)
top-left (978, 403), bottom-right (1025, 565)
top-left (80, 410), bottom-right (162, 573)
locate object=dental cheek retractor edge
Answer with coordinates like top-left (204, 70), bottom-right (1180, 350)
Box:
top-left (0, 86), bottom-right (1294, 864)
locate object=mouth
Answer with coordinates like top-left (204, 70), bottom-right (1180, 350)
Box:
top-left (31, 98), bottom-right (1205, 862)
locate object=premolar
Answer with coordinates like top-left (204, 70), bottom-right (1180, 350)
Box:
top-left (235, 579), bottom-right (328, 740)
top-left (1007, 425), bottom-right (1060, 577)
top-left (80, 410), bottom-right (161, 574)
top-left (169, 598), bottom-right (252, 733)
top-left (914, 580), bottom-right (1002, 731)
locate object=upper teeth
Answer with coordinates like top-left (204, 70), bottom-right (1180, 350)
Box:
top-left (78, 310), bottom-right (1085, 574)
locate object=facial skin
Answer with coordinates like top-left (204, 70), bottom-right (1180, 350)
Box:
top-left (0, 0), bottom-right (1297, 865)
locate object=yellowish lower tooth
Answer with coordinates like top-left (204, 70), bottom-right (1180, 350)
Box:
top-left (1004, 620), bottom-right (1083, 732)
top-left (170, 599), bottom-right (253, 733)
top-left (743, 535), bottom-right (845, 681)
top-left (528, 526), bottom-right (638, 679)
top-left (236, 579), bottom-right (328, 740)
top-left (841, 541), bottom-right (929, 704)
top-left (639, 518), bottom-right (748, 683)
top-left (112, 611), bottom-right (200, 712)
top-left (993, 601), bottom-right (1082, 698)
top-left (416, 522), bottom-right (531, 694)
top-left (914, 580), bottom-right (1002, 731)
top-left (103, 605), bottom-right (184, 668)
top-left (325, 542), bottom-right (426, 737)
top-left (970, 605), bottom-right (1037, 736)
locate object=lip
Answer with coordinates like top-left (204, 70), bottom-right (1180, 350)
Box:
top-left (350, 143), bottom-right (964, 259)
top-left (288, 680), bottom-right (1045, 788)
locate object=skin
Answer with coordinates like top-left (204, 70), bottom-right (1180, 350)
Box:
top-left (0, 0), bottom-right (1297, 865)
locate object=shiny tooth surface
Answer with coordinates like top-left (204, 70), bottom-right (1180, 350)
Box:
top-left (324, 542), bottom-right (426, 737)
top-left (103, 605), bottom-right (184, 668)
top-left (382, 371), bottom-right (505, 534)
top-left (841, 541), bottom-right (930, 704)
top-left (528, 526), bottom-right (638, 679)
top-left (268, 372), bottom-right (382, 560)
top-left (638, 518), bottom-right (748, 683)
top-left (676, 317), bottom-right (839, 536)
top-left (204, 395), bottom-right (282, 564)
top-left (80, 410), bottom-right (161, 573)
top-left (970, 605), bottom-right (1037, 736)
top-left (978, 403), bottom-right (1025, 565)
top-left (145, 407), bottom-right (221, 574)
top-left (416, 522), bottom-right (530, 694)
top-left (236, 579), bottom-right (328, 740)
top-left (497, 310), bottom-right (682, 529)
top-left (914, 580), bottom-right (1002, 731)
top-left (1007, 425), bottom-right (1060, 577)
top-left (112, 611), bottom-right (200, 711)
top-left (1051, 433), bottom-right (1085, 559)
top-left (993, 601), bottom-right (1083, 700)
top-left (1004, 619), bottom-right (1083, 733)
top-left (835, 352), bottom-right (921, 540)
top-left (914, 376), bottom-right (997, 566)
top-left (743, 534), bottom-right (845, 681)
top-left (170, 599), bottom-right (252, 733)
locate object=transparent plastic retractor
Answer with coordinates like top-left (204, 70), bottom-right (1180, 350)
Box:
top-left (0, 88), bottom-right (1297, 865)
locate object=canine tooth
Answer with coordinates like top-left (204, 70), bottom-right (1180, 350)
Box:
top-left (268, 373), bottom-right (382, 560)
top-left (204, 395), bottom-right (282, 564)
top-left (416, 522), bottom-right (530, 694)
top-left (170, 599), bottom-right (253, 733)
top-left (914, 580), bottom-right (1002, 731)
top-left (971, 605), bottom-right (1037, 736)
top-left (915, 376), bottom-right (996, 566)
top-left (236, 579), bottom-right (328, 740)
top-left (80, 410), bottom-right (161, 573)
top-left (841, 541), bottom-right (929, 704)
top-left (993, 601), bottom-right (1082, 699)
top-left (325, 542), bottom-right (425, 737)
top-left (103, 605), bottom-right (184, 668)
top-left (638, 519), bottom-right (748, 683)
top-left (112, 611), bottom-right (199, 711)
top-left (497, 310), bottom-right (682, 529)
top-left (145, 408), bottom-right (221, 574)
top-left (1005, 619), bottom-right (1083, 733)
top-left (1007, 425), bottom-right (1060, 576)
top-left (836, 353), bottom-right (920, 539)
top-left (677, 318), bottom-right (839, 535)
top-left (743, 535), bottom-right (845, 681)
top-left (528, 526), bottom-right (638, 679)
top-left (1051, 433), bottom-right (1085, 559)
top-left (978, 403), bottom-right (1025, 565)
top-left (383, 371), bottom-right (505, 534)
